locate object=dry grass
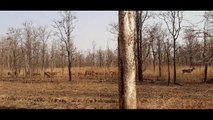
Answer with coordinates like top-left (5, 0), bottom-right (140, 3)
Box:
top-left (0, 78), bottom-right (212, 109)
top-left (0, 66), bottom-right (212, 109)
top-left (0, 80), bottom-right (118, 109)
top-left (144, 65), bottom-right (213, 83)
top-left (137, 82), bottom-right (213, 109)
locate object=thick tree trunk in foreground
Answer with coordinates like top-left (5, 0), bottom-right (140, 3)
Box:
top-left (118, 11), bottom-right (137, 109)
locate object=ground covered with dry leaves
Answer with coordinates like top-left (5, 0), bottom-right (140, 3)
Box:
top-left (0, 78), bottom-right (212, 109)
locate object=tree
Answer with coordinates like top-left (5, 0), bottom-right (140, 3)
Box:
top-left (53, 11), bottom-right (77, 81)
top-left (192, 11), bottom-right (213, 83)
top-left (0, 39), bottom-right (4, 76)
top-left (118, 11), bottom-right (137, 109)
top-left (92, 41), bottom-right (96, 67)
top-left (156, 30), bottom-right (164, 80)
top-left (31, 29), bottom-right (40, 74)
top-left (97, 47), bottom-right (104, 67)
top-left (164, 38), bottom-right (172, 85)
top-left (50, 40), bottom-right (56, 73)
top-left (22, 21), bottom-right (38, 80)
top-left (38, 25), bottom-right (50, 79)
top-left (106, 41), bottom-right (114, 67)
top-left (183, 27), bottom-right (197, 67)
top-left (59, 44), bottom-right (66, 75)
top-left (147, 24), bottom-right (158, 73)
top-left (73, 51), bottom-right (85, 67)
top-left (159, 11), bottom-right (184, 85)
top-left (108, 22), bottom-right (118, 39)
top-left (85, 50), bottom-right (93, 67)
top-left (109, 11), bottom-right (152, 82)
top-left (135, 11), bottom-right (152, 82)
top-left (6, 27), bottom-right (21, 78)
top-left (146, 23), bottom-right (165, 80)
top-left (203, 11), bottom-right (212, 83)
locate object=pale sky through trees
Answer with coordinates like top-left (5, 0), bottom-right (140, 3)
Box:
top-left (0, 11), bottom-right (204, 53)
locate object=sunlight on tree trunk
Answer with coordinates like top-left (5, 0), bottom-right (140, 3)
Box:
top-left (118, 11), bottom-right (137, 109)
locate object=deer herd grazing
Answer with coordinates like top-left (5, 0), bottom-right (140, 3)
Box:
top-left (7, 67), bottom-right (195, 80)
top-left (7, 70), bottom-right (117, 80)
top-left (71, 70), bottom-right (117, 80)
top-left (84, 70), bottom-right (116, 78)
top-left (7, 71), bottom-right (61, 78)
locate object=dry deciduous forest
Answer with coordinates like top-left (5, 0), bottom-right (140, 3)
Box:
top-left (0, 11), bottom-right (213, 109)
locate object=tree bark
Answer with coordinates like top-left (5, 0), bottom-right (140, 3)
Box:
top-left (160, 11), bottom-right (183, 85)
top-left (157, 37), bottom-right (162, 79)
top-left (68, 50), bottom-right (72, 81)
top-left (167, 52), bottom-right (170, 85)
top-left (136, 11), bottom-right (143, 82)
top-left (62, 54), bottom-right (64, 76)
top-left (53, 12), bottom-right (76, 82)
top-left (173, 39), bottom-right (177, 84)
top-left (153, 55), bottom-right (156, 72)
top-left (118, 11), bottom-right (137, 109)
top-left (203, 32), bottom-right (208, 83)
top-left (189, 50), bottom-right (193, 67)
top-left (204, 64), bottom-right (208, 82)
top-left (42, 48), bottom-right (45, 79)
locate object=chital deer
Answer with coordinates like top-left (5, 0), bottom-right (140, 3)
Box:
top-left (109, 71), bottom-right (116, 77)
top-left (44, 72), bottom-right (51, 78)
top-left (84, 70), bottom-right (98, 79)
top-left (25, 71), bottom-right (30, 77)
top-left (84, 71), bottom-right (95, 77)
top-left (8, 71), bottom-right (18, 77)
top-left (182, 67), bottom-right (195, 74)
top-left (8, 72), bottom-right (12, 76)
top-left (32, 73), bottom-right (41, 76)
top-left (44, 71), bottom-right (59, 78)
top-left (50, 72), bottom-right (57, 76)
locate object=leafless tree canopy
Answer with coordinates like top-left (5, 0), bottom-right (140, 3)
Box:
top-left (159, 11), bottom-right (184, 85)
top-left (53, 11), bottom-right (77, 81)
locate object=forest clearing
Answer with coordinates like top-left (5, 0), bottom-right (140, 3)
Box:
top-left (0, 66), bottom-right (212, 109)
top-left (0, 11), bottom-right (213, 109)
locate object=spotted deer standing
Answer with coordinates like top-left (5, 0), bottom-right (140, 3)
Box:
top-left (182, 67), bottom-right (195, 74)
top-left (8, 71), bottom-right (18, 77)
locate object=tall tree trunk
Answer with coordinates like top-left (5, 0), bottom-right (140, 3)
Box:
top-left (136, 11), bottom-right (140, 81)
top-left (136, 11), bottom-right (143, 82)
top-left (153, 56), bottom-right (156, 73)
top-left (62, 54), bottom-right (64, 76)
top-left (13, 49), bottom-right (17, 78)
top-left (139, 38), bottom-right (143, 82)
top-left (24, 54), bottom-right (27, 78)
top-left (28, 53), bottom-right (32, 80)
top-left (7, 54), bottom-right (10, 71)
top-left (118, 11), bottom-right (137, 109)
top-left (41, 48), bottom-right (45, 79)
top-left (151, 45), bottom-right (156, 73)
top-left (203, 32), bottom-right (208, 83)
top-left (173, 39), bottom-right (177, 84)
top-left (36, 52), bottom-right (39, 74)
top-left (51, 59), bottom-right (54, 72)
top-left (189, 51), bottom-right (193, 67)
top-left (167, 52), bottom-right (170, 85)
top-left (157, 38), bottom-right (162, 79)
top-left (68, 50), bottom-right (72, 81)
top-left (204, 64), bottom-right (208, 82)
